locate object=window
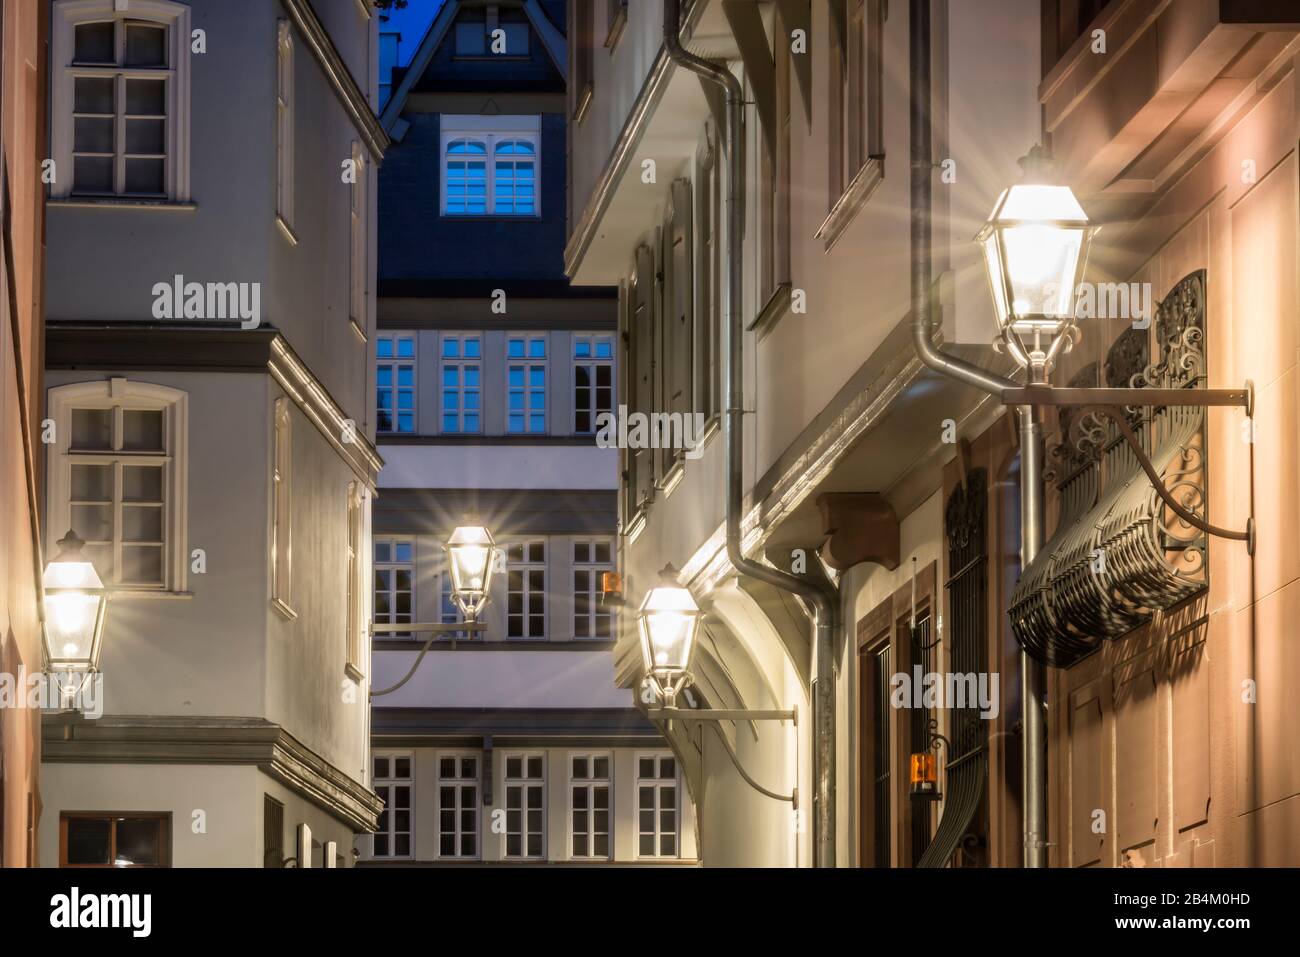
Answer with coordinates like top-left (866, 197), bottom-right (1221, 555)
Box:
top-left (377, 333), bottom-right (416, 434)
top-left (373, 539), bottom-right (414, 627)
top-left (440, 334), bottom-right (481, 434)
top-left (760, 5), bottom-right (792, 298)
top-left (276, 19), bottom-right (294, 229)
top-left (263, 796), bottom-right (284, 868)
top-left (573, 335), bottom-right (614, 434)
top-left (694, 131), bottom-right (721, 422)
top-left (507, 335), bottom-right (547, 434)
top-left (437, 754), bottom-right (479, 859)
top-left (438, 570), bottom-right (469, 639)
top-left (350, 141), bottom-right (367, 331)
top-left (271, 397), bottom-right (293, 617)
top-left (345, 481), bottom-right (365, 680)
top-left (506, 540), bottom-right (546, 639)
top-left (829, 0), bottom-right (884, 203)
top-left (573, 539), bottom-right (613, 640)
top-left (570, 754), bottom-right (611, 859)
top-left (49, 380), bottom-right (187, 591)
top-left (441, 118), bottom-right (540, 216)
top-left (373, 754), bottom-right (413, 859)
top-left (636, 754), bottom-right (679, 858)
top-left (503, 753), bottom-right (546, 859)
top-left (60, 813), bottom-right (170, 867)
top-left (52, 0), bottom-right (191, 200)
top-left (868, 641), bottom-right (892, 868)
top-left (570, 0), bottom-right (593, 121)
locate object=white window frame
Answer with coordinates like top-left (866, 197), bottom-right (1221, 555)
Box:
top-left (47, 378), bottom-right (188, 593)
top-left (572, 333), bottom-right (615, 435)
top-left (506, 539), bottom-right (547, 640)
top-left (276, 19), bottom-right (294, 233)
top-left (635, 751), bottom-right (681, 859)
top-left (373, 537), bottom-right (414, 627)
top-left (271, 397), bottom-right (294, 619)
top-left (506, 334), bottom-right (548, 435)
top-left (436, 751), bottom-right (481, 860)
top-left (51, 0), bottom-right (191, 201)
top-left (440, 114), bottom-right (541, 217)
top-left (372, 753), bottom-right (414, 860)
top-left (501, 751), bottom-right (546, 860)
top-left (345, 481), bottom-right (366, 681)
top-left (439, 332), bottom-right (482, 435)
top-left (349, 140), bottom-right (367, 335)
top-left (376, 332), bottom-right (417, 434)
top-left (568, 752), bottom-right (612, 860)
top-left (572, 538), bottom-right (613, 640)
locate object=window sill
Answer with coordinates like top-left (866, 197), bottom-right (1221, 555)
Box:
top-left (349, 317), bottom-right (368, 343)
top-left (276, 215), bottom-right (298, 246)
top-left (49, 198), bottom-right (197, 212)
top-left (344, 663), bottom-right (365, 684)
top-left (271, 597), bottom-right (298, 622)
top-left (748, 282), bottom-right (792, 339)
top-left (605, 11), bottom-right (627, 51)
top-left (815, 156), bottom-right (885, 252)
top-left (110, 590), bottom-right (194, 600)
top-left (572, 84), bottom-right (593, 126)
top-left (439, 213), bottom-right (542, 221)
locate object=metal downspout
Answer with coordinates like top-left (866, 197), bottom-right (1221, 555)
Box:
top-left (663, 0), bottom-right (838, 868)
top-left (907, 0), bottom-right (1047, 867)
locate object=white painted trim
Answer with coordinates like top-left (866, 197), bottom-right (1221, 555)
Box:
top-left (434, 748), bottom-right (483, 860)
top-left (51, 0), bottom-right (191, 201)
top-left (371, 750), bottom-right (415, 860)
top-left (499, 750), bottom-right (548, 861)
top-left (566, 751), bottom-right (613, 861)
top-left (47, 378), bottom-right (189, 594)
top-left (633, 750), bottom-right (681, 860)
top-left (504, 332), bottom-right (549, 435)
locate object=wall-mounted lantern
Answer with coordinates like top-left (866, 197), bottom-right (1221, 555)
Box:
top-left (42, 530), bottom-right (109, 699)
top-left (444, 524), bottom-right (497, 621)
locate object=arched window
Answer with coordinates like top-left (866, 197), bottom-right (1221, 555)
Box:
top-left (440, 118), bottom-right (540, 216)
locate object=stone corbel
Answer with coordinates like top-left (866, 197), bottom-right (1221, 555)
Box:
top-left (816, 492), bottom-right (900, 571)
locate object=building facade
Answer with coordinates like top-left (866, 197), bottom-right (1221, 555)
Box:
top-left (37, 0), bottom-right (386, 867)
top-left (567, 0), bottom-right (1300, 867)
top-left (1, 0), bottom-right (48, 869)
top-left (361, 0), bottom-right (697, 866)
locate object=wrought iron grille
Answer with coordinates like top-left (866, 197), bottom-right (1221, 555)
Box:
top-left (918, 468), bottom-right (989, 868)
top-left (1010, 270), bottom-right (1210, 667)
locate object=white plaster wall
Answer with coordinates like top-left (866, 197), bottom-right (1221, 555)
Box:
top-left (379, 443), bottom-right (619, 490)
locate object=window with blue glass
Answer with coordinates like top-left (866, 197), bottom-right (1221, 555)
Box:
top-left (377, 334), bottom-right (416, 434)
top-left (573, 334), bottom-right (614, 434)
top-left (507, 336), bottom-right (547, 434)
top-left (440, 334), bottom-right (481, 434)
top-left (441, 126), bottom-right (538, 217)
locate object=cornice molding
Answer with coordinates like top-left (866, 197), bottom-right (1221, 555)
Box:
top-left (283, 0), bottom-right (389, 162)
top-left (42, 715), bottom-right (383, 832)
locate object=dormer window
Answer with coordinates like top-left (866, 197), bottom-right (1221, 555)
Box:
top-left (441, 116), bottom-right (540, 217)
top-left (51, 0), bottom-right (191, 202)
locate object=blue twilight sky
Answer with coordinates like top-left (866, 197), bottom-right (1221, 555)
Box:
top-left (377, 0), bottom-right (444, 67)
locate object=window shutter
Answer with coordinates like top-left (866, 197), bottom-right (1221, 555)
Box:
top-left (264, 795), bottom-right (284, 868)
top-left (668, 178), bottom-right (694, 422)
top-left (632, 244), bottom-right (655, 509)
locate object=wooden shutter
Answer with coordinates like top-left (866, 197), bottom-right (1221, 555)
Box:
top-left (632, 243), bottom-right (655, 509)
top-left (667, 178), bottom-right (694, 422)
top-left (264, 795), bottom-right (284, 867)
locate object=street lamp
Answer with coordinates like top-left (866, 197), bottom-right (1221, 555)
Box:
top-left (41, 530), bottom-right (108, 700)
top-left (636, 565), bottom-right (701, 709)
top-left (977, 145), bottom-right (1097, 383)
top-left (444, 524), bottom-right (497, 621)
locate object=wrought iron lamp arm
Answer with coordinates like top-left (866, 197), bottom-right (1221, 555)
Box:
top-left (644, 702), bottom-right (799, 807)
top-left (369, 621), bottom-right (487, 698)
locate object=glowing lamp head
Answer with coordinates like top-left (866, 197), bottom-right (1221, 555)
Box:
top-left (41, 530), bottom-right (109, 675)
top-left (637, 565), bottom-right (701, 706)
top-left (977, 147), bottom-right (1095, 366)
top-left (444, 524), bottom-right (497, 620)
